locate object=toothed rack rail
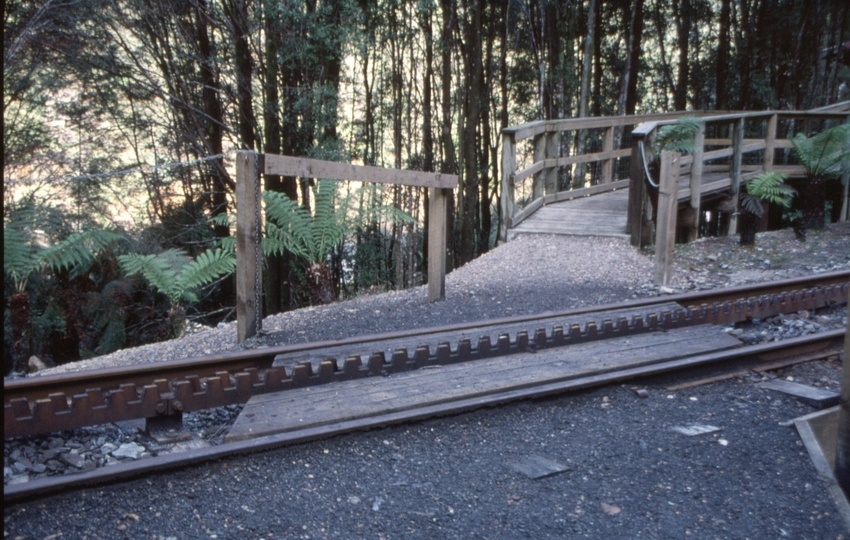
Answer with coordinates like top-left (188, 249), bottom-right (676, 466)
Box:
top-left (5, 271), bottom-right (848, 441)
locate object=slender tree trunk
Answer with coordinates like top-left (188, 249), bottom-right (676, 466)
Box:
top-left (716, 0), bottom-right (730, 110)
top-left (440, 0), bottom-right (457, 271)
top-left (576, 0), bottom-right (597, 187)
top-left (674, 0), bottom-right (691, 110)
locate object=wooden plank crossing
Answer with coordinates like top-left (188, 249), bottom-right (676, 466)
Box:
top-left (507, 169), bottom-right (746, 241)
top-left (226, 324), bottom-right (741, 442)
top-left (271, 302), bottom-right (684, 371)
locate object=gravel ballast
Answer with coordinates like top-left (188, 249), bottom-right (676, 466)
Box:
top-left (4, 223), bottom-right (850, 539)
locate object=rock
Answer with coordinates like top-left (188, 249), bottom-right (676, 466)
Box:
top-left (112, 442), bottom-right (146, 460)
top-left (28, 356), bottom-right (48, 373)
top-left (658, 286), bottom-right (676, 295)
top-left (62, 452), bottom-right (85, 468)
top-left (100, 442), bottom-right (118, 455)
top-left (31, 463), bottom-right (47, 474)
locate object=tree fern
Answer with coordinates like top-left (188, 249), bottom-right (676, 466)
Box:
top-left (654, 117), bottom-right (702, 155)
top-left (119, 247), bottom-right (235, 306)
top-left (740, 172), bottom-right (796, 217)
top-left (791, 124), bottom-right (850, 179)
top-left (4, 227), bottom-right (38, 291)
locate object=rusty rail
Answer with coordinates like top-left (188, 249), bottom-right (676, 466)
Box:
top-left (5, 271), bottom-right (849, 439)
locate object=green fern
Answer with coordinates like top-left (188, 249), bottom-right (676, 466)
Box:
top-left (791, 124), bottom-right (850, 179)
top-left (4, 226), bottom-right (124, 291)
top-left (119, 248), bottom-right (235, 306)
top-left (654, 117), bottom-right (702, 155)
top-left (740, 172), bottom-right (796, 217)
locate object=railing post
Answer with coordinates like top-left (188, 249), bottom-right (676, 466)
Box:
top-left (544, 128), bottom-right (558, 194)
top-left (764, 113), bottom-right (777, 172)
top-left (601, 126), bottom-right (614, 184)
top-left (654, 151), bottom-right (680, 286)
top-left (236, 151), bottom-right (262, 344)
top-left (627, 134), bottom-right (651, 247)
top-left (684, 122), bottom-right (705, 242)
top-left (428, 187), bottom-right (448, 302)
top-left (841, 115), bottom-right (850, 222)
top-left (728, 117), bottom-right (744, 235)
top-left (533, 131), bottom-right (546, 200)
top-left (499, 132), bottom-right (517, 242)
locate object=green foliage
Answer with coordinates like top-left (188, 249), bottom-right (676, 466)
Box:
top-left (654, 117), bottom-right (702, 155)
top-left (118, 247), bottom-right (236, 306)
top-left (3, 225), bottom-right (124, 291)
top-left (790, 124), bottom-right (850, 180)
top-left (263, 182), bottom-right (346, 265)
top-left (740, 172), bottom-right (796, 217)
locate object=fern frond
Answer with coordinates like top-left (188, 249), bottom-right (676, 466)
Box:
top-left (3, 226), bottom-right (38, 289)
top-left (175, 248), bottom-right (236, 301)
top-left (791, 124), bottom-right (850, 179)
top-left (741, 172), bottom-right (796, 217)
top-left (40, 230), bottom-right (125, 274)
top-left (118, 251), bottom-right (182, 303)
top-left (655, 117), bottom-right (702, 155)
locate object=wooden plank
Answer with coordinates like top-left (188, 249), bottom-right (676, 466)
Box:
top-left (264, 154), bottom-right (458, 189)
top-left (728, 118), bottom-right (744, 235)
top-left (758, 379), bottom-right (840, 409)
top-left (236, 152), bottom-right (262, 343)
top-left (513, 161), bottom-right (544, 184)
top-left (427, 188), bottom-right (447, 302)
top-left (227, 325), bottom-right (742, 442)
top-left (627, 140), bottom-right (646, 246)
top-left (510, 196), bottom-right (544, 228)
top-left (542, 179), bottom-right (629, 204)
top-left (601, 126), bottom-right (614, 184)
top-left (500, 133), bottom-right (517, 242)
top-left (764, 114), bottom-right (777, 171)
top-left (544, 131), bottom-right (559, 194)
top-left (654, 151), bottom-right (680, 285)
top-left (533, 133), bottom-right (546, 199)
top-left (555, 148), bottom-right (631, 167)
top-left (687, 122), bottom-right (706, 242)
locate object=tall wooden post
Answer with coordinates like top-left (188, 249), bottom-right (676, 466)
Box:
top-left (835, 286), bottom-right (850, 494)
top-left (236, 151), bottom-right (262, 343)
top-left (544, 128), bottom-right (558, 194)
top-left (764, 113), bottom-right (778, 172)
top-left (499, 132), bottom-right (517, 242)
top-left (654, 151), bottom-right (680, 285)
top-left (428, 187), bottom-right (448, 302)
top-left (685, 122), bottom-right (705, 242)
top-left (533, 132), bottom-right (546, 200)
top-left (728, 118), bottom-right (744, 235)
top-left (627, 136), bottom-right (649, 247)
top-left (601, 126), bottom-right (614, 184)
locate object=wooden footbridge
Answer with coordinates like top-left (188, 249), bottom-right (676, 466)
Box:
top-left (500, 103), bottom-right (850, 283)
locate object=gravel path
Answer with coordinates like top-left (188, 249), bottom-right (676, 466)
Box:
top-left (5, 223), bottom-right (850, 539)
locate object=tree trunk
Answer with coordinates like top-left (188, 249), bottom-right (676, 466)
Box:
top-left (9, 292), bottom-right (32, 373)
top-left (801, 176), bottom-right (826, 230)
top-left (738, 210), bottom-right (760, 245)
top-left (459, 0), bottom-right (483, 266)
top-left (440, 0), bottom-right (457, 271)
top-left (674, 0), bottom-right (691, 111)
top-left (576, 0), bottom-right (597, 188)
top-left (716, 0), bottom-right (731, 110)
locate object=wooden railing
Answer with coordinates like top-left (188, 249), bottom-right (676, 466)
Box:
top-left (499, 110), bottom-right (725, 242)
top-left (628, 105), bottom-right (850, 285)
top-left (235, 152), bottom-right (458, 343)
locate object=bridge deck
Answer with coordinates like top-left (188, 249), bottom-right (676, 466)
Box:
top-left (508, 172), bottom-right (733, 240)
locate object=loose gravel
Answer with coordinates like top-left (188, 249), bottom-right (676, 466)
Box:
top-left (4, 222), bottom-right (850, 539)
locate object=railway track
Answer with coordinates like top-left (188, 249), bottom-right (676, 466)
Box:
top-left (4, 270), bottom-right (848, 502)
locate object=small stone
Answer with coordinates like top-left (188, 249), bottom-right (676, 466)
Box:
top-left (62, 452), bottom-right (85, 468)
top-left (28, 356), bottom-right (48, 373)
top-left (112, 442), bottom-right (146, 460)
top-left (31, 463), bottom-right (47, 474)
top-left (658, 286), bottom-right (675, 295)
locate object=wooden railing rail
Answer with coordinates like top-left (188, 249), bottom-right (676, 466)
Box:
top-left (235, 152), bottom-right (459, 343)
top-left (627, 105), bottom-right (850, 286)
top-left (499, 110), bottom-right (729, 242)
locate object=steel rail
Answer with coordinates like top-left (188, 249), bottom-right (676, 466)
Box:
top-left (4, 328), bottom-right (845, 504)
top-left (4, 271), bottom-right (848, 440)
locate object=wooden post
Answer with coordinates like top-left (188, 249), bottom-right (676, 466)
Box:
top-left (685, 122), bottom-right (705, 242)
top-left (842, 115), bottom-right (850, 222)
top-left (601, 126), bottom-right (614, 184)
top-left (627, 136), bottom-right (647, 247)
top-left (428, 187), bottom-right (448, 302)
top-left (544, 128), bottom-right (558, 194)
top-left (836, 286), bottom-right (850, 494)
top-left (728, 117), bottom-right (744, 235)
top-left (654, 151), bottom-right (680, 286)
top-left (764, 113), bottom-right (777, 172)
top-left (236, 151), bottom-right (262, 343)
top-left (533, 132), bottom-right (546, 200)
top-left (499, 132), bottom-right (517, 242)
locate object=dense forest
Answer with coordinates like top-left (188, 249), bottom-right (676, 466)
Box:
top-left (4, 0), bottom-right (850, 371)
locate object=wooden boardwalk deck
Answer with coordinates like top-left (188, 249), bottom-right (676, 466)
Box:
top-left (507, 171), bottom-right (735, 241)
top-left (226, 324), bottom-right (741, 442)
